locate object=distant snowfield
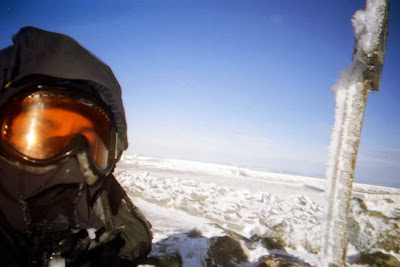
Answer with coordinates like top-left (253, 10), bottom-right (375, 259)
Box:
top-left (115, 155), bottom-right (400, 266)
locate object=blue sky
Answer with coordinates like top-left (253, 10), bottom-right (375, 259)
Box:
top-left (1, 0), bottom-right (399, 187)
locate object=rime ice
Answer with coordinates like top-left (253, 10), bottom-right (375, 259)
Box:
top-left (321, 0), bottom-right (390, 266)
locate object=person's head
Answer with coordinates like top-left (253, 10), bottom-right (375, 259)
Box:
top-left (0, 27), bottom-right (128, 232)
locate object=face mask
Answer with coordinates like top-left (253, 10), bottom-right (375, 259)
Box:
top-left (0, 151), bottom-right (111, 264)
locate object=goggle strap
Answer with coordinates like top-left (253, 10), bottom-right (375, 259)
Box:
top-left (114, 133), bottom-right (119, 160)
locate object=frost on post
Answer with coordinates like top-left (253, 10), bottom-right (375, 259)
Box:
top-left (320, 0), bottom-right (389, 266)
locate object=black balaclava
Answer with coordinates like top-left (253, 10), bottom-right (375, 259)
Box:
top-left (0, 27), bottom-right (130, 265)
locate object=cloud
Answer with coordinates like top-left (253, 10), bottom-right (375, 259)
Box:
top-left (127, 122), bottom-right (327, 177)
top-left (353, 147), bottom-right (400, 187)
top-left (358, 148), bottom-right (400, 167)
top-left (129, 124), bottom-right (274, 163)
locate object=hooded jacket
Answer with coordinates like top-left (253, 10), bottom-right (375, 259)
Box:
top-left (0, 27), bottom-right (152, 266)
top-left (0, 26), bottom-right (128, 155)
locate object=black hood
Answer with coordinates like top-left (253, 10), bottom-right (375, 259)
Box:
top-left (0, 26), bottom-right (128, 153)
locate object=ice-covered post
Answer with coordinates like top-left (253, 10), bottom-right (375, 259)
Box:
top-left (320, 0), bottom-right (389, 266)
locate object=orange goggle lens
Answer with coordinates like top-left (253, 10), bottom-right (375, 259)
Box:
top-left (0, 91), bottom-right (111, 169)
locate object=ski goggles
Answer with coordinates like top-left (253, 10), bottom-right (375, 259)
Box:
top-left (0, 88), bottom-right (115, 171)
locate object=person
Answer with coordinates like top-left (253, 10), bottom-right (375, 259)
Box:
top-left (0, 26), bottom-right (152, 266)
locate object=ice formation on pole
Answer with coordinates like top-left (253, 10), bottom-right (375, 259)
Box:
top-left (320, 0), bottom-right (389, 266)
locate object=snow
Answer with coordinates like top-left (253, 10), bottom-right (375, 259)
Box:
top-left (352, 0), bottom-right (389, 57)
top-left (86, 228), bottom-right (96, 240)
top-left (115, 155), bottom-right (400, 266)
top-left (47, 255), bottom-right (65, 267)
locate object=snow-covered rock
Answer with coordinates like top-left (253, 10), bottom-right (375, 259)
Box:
top-left (348, 198), bottom-right (400, 253)
top-left (351, 251), bottom-right (400, 267)
top-left (207, 235), bottom-right (249, 266)
top-left (258, 254), bottom-right (312, 267)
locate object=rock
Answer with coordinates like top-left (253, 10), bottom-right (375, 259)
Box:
top-left (251, 235), bottom-right (286, 251)
top-left (267, 218), bottom-right (321, 254)
top-left (303, 239), bottom-right (319, 255)
top-left (186, 229), bottom-right (203, 238)
top-left (206, 235), bottom-right (248, 267)
top-left (384, 198), bottom-right (395, 204)
top-left (351, 251), bottom-right (400, 267)
top-left (261, 237), bottom-right (286, 251)
top-left (348, 198), bottom-right (400, 253)
top-left (258, 254), bottom-right (311, 267)
top-left (268, 221), bottom-right (290, 249)
top-left (138, 252), bottom-right (183, 267)
top-left (208, 223), bottom-right (251, 243)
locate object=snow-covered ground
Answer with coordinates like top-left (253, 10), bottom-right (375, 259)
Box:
top-left (115, 155), bottom-right (400, 266)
